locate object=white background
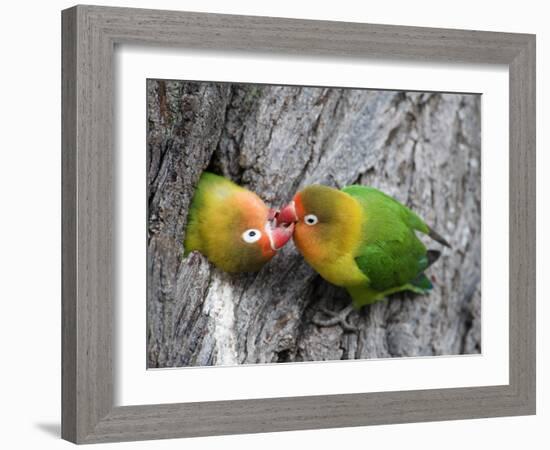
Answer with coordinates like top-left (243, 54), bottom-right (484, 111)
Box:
top-left (0, 0), bottom-right (546, 449)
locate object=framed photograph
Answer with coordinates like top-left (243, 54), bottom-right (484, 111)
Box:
top-left (62, 5), bottom-right (535, 444)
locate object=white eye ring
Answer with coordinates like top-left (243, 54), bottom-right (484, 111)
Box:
top-left (242, 229), bottom-right (262, 244)
top-left (304, 214), bottom-right (318, 226)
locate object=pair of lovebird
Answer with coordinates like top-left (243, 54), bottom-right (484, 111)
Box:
top-left (184, 172), bottom-right (450, 327)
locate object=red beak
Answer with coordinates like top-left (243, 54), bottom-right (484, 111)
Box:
top-left (276, 201), bottom-right (298, 226)
top-left (269, 222), bottom-right (295, 250)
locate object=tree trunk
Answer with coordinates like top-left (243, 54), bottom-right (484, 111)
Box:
top-left (147, 80), bottom-right (481, 368)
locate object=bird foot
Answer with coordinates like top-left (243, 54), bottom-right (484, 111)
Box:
top-left (312, 304), bottom-right (358, 332)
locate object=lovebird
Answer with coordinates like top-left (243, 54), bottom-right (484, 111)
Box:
top-left (184, 172), bottom-right (294, 273)
top-left (277, 184), bottom-right (450, 330)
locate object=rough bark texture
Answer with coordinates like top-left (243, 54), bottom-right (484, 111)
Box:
top-left (147, 80), bottom-right (481, 368)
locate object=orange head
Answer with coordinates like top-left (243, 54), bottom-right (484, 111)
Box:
top-left (185, 172), bottom-right (294, 272)
top-left (277, 185), bottom-right (362, 264)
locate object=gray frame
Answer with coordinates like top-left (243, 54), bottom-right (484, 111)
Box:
top-left (62, 5), bottom-right (536, 444)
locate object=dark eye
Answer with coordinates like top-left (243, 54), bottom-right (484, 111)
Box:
top-left (304, 214), bottom-right (318, 226)
top-left (242, 228), bottom-right (262, 243)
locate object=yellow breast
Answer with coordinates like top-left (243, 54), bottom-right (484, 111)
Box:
top-left (308, 253), bottom-right (368, 287)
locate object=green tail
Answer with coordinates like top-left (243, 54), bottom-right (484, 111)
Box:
top-left (410, 273), bottom-right (433, 292)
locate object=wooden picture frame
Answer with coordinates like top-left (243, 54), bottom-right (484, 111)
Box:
top-left (61, 5), bottom-right (536, 444)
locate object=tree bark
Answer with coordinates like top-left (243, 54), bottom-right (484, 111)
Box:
top-left (147, 80), bottom-right (481, 368)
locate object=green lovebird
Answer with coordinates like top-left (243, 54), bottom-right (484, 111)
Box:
top-left (277, 184), bottom-right (450, 329)
top-left (184, 172), bottom-right (294, 273)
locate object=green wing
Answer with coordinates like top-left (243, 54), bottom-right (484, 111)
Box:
top-left (354, 239), bottom-right (430, 291)
top-left (343, 185), bottom-right (430, 291)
